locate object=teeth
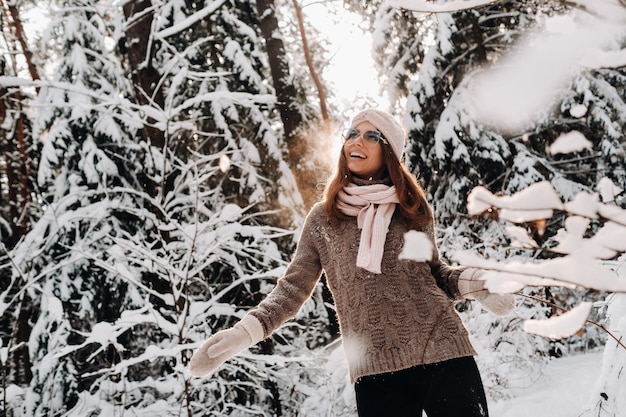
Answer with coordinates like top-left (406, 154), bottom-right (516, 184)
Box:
top-left (351, 152), bottom-right (366, 159)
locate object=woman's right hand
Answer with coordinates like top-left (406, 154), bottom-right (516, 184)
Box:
top-left (189, 314), bottom-right (264, 377)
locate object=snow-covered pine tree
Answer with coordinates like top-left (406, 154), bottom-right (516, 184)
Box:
top-left (2, 0), bottom-right (338, 415)
top-left (2, 0), bottom-right (168, 413)
top-left (570, 43), bottom-right (626, 417)
top-left (399, 0), bottom-right (626, 378)
top-left (121, 0), bottom-right (337, 414)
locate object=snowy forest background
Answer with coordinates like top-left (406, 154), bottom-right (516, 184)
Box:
top-left (1, 0), bottom-right (625, 415)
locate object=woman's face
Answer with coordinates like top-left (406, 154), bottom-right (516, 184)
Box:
top-left (343, 121), bottom-right (387, 180)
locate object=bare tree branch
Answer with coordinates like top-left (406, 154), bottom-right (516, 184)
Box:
top-left (292, 0), bottom-right (329, 122)
top-left (0, 0), bottom-right (40, 83)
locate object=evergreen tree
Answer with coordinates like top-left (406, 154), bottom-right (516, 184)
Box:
top-left (400, 1), bottom-right (625, 369)
top-left (116, 0), bottom-right (335, 414)
top-left (2, 0), bottom-right (339, 415)
top-left (7, 0), bottom-right (157, 413)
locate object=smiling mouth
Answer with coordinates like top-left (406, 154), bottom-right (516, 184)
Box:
top-left (350, 152), bottom-right (366, 159)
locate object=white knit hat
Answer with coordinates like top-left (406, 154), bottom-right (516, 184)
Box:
top-left (350, 109), bottom-right (405, 160)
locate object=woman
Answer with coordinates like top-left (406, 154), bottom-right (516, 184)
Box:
top-left (189, 109), bottom-right (515, 416)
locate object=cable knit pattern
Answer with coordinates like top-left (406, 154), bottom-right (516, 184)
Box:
top-left (249, 202), bottom-right (477, 383)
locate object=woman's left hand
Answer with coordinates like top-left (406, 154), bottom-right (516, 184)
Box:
top-left (458, 268), bottom-right (516, 316)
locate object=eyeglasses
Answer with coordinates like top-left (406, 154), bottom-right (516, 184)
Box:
top-left (342, 128), bottom-right (388, 147)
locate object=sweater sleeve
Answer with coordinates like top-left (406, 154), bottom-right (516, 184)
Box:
top-left (248, 206), bottom-right (324, 338)
top-left (422, 219), bottom-right (466, 300)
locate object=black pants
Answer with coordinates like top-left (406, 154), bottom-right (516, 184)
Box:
top-left (355, 356), bottom-right (489, 417)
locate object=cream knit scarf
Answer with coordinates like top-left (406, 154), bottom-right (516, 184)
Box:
top-left (337, 183), bottom-right (399, 274)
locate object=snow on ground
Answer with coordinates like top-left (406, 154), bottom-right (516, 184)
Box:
top-left (489, 352), bottom-right (603, 417)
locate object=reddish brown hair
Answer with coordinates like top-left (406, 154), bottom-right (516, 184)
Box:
top-left (323, 141), bottom-right (432, 230)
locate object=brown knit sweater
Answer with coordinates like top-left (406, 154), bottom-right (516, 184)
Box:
top-left (249, 201), bottom-right (477, 383)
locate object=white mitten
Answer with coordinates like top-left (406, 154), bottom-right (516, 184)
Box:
top-left (458, 268), bottom-right (516, 316)
top-left (189, 314), bottom-right (265, 377)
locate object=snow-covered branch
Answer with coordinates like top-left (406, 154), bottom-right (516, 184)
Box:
top-left (453, 178), bottom-right (626, 341)
top-left (388, 0), bottom-right (501, 13)
top-left (155, 0), bottom-right (227, 39)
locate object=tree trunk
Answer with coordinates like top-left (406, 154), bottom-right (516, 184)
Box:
top-left (256, 0), bottom-right (329, 210)
top-left (0, 0), bottom-right (40, 83)
top-left (122, 0), bottom-right (165, 149)
top-left (292, 0), bottom-right (328, 122)
top-left (0, 2), bottom-right (35, 246)
top-left (256, 0), bottom-right (304, 140)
